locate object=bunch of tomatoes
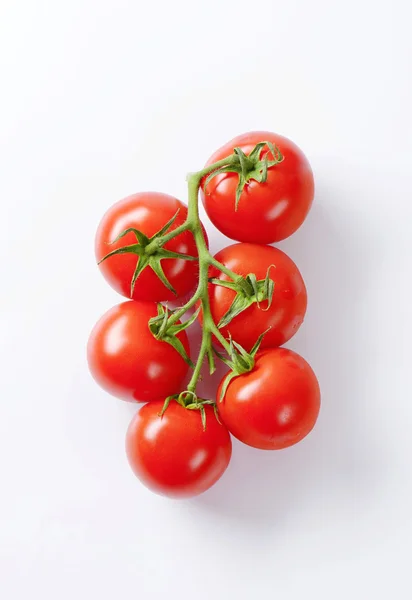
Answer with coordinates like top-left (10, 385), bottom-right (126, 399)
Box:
top-left (87, 131), bottom-right (321, 498)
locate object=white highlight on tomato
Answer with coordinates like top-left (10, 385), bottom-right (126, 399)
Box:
top-left (268, 308), bottom-right (284, 328)
top-left (266, 198), bottom-right (288, 221)
top-left (169, 259), bottom-right (186, 277)
top-left (236, 379), bottom-right (261, 402)
top-left (144, 417), bottom-right (167, 442)
top-left (103, 315), bottom-right (129, 355)
top-left (278, 405), bottom-right (293, 425)
top-left (147, 362), bottom-right (163, 380)
top-left (189, 448), bottom-right (207, 471)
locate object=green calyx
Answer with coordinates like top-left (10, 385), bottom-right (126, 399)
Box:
top-left (159, 391), bottom-right (219, 431)
top-left (217, 330), bottom-right (269, 402)
top-left (204, 141), bottom-right (283, 209)
top-left (209, 266), bottom-right (275, 328)
top-left (98, 209), bottom-right (197, 297)
top-left (148, 303), bottom-right (200, 368)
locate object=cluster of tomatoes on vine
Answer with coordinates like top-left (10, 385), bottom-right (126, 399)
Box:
top-left (87, 131), bottom-right (321, 498)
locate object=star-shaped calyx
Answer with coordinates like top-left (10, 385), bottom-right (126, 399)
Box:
top-left (98, 210), bottom-right (197, 297)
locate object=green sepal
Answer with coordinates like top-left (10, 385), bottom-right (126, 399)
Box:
top-left (249, 329), bottom-right (270, 357)
top-left (218, 330), bottom-right (269, 402)
top-left (156, 209), bottom-right (181, 237)
top-left (163, 333), bottom-right (193, 368)
top-left (106, 227), bottom-right (150, 247)
top-left (213, 403), bottom-right (222, 425)
top-left (158, 248), bottom-right (198, 261)
top-left (159, 392), bottom-right (219, 431)
top-left (203, 141), bottom-right (284, 210)
top-left (159, 395), bottom-right (174, 417)
top-left (211, 266), bottom-right (275, 328)
top-left (130, 254), bottom-right (150, 296)
top-left (219, 370), bottom-right (239, 403)
top-left (218, 293), bottom-right (254, 328)
top-left (97, 242), bottom-right (143, 264)
top-left (149, 304), bottom-right (201, 368)
top-left (212, 345), bottom-right (232, 368)
top-left (168, 306), bottom-right (201, 335)
top-left (185, 398), bottom-right (216, 431)
top-left (208, 277), bottom-right (239, 292)
top-left (148, 257), bottom-right (177, 296)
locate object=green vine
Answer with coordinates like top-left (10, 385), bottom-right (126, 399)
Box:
top-left (99, 142), bottom-right (284, 414)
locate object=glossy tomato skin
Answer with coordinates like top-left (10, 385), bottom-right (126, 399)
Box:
top-left (218, 348), bottom-right (320, 450)
top-left (87, 301), bottom-right (190, 403)
top-left (206, 243), bottom-right (307, 351)
top-left (95, 192), bottom-right (205, 302)
top-left (201, 131), bottom-right (314, 243)
top-left (126, 401), bottom-right (232, 498)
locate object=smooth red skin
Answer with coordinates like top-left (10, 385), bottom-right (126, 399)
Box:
top-left (126, 401), bottom-right (232, 498)
top-left (201, 131), bottom-right (314, 243)
top-left (218, 348), bottom-right (320, 450)
top-left (87, 301), bottom-right (190, 403)
top-left (95, 192), bottom-right (206, 302)
top-left (204, 243), bottom-right (307, 351)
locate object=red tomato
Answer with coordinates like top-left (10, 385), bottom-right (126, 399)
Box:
top-left (126, 401), bottom-right (232, 498)
top-left (206, 243), bottom-right (307, 351)
top-left (201, 131), bottom-right (314, 243)
top-left (218, 348), bottom-right (320, 450)
top-left (95, 192), bottom-right (204, 302)
top-left (87, 301), bottom-right (190, 402)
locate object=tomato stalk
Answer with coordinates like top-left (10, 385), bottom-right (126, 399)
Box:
top-left (149, 157), bottom-right (243, 331)
top-left (147, 147), bottom-right (281, 398)
top-left (99, 143), bottom-right (283, 403)
top-left (174, 167), bottom-right (236, 384)
top-left (185, 171), bottom-right (233, 392)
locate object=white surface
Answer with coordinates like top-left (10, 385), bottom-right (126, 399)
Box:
top-left (1, 0), bottom-right (411, 598)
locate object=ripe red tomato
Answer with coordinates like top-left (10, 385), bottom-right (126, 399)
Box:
top-left (126, 401), bottom-right (232, 498)
top-left (87, 301), bottom-right (190, 402)
top-left (218, 348), bottom-right (320, 450)
top-left (95, 192), bottom-right (203, 302)
top-left (201, 131), bottom-right (314, 243)
top-left (206, 243), bottom-right (307, 351)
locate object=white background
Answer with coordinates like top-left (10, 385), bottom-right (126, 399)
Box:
top-left (1, 0), bottom-right (411, 598)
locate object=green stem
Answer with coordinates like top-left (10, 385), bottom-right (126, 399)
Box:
top-left (159, 156), bottom-right (241, 332)
top-left (208, 255), bottom-right (242, 282)
top-left (183, 170), bottom-right (234, 392)
top-left (166, 287), bottom-right (202, 326)
top-left (152, 153), bottom-right (242, 395)
top-left (209, 322), bottom-right (231, 349)
top-left (152, 221), bottom-right (189, 247)
top-left (155, 167), bottom-right (241, 278)
top-left (186, 322), bottom-right (210, 393)
top-left (187, 154), bottom-right (238, 182)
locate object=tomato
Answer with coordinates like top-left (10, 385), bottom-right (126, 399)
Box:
top-left (87, 301), bottom-right (190, 402)
top-left (95, 192), bottom-right (205, 302)
top-left (218, 348), bottom-right (320, 450)
top-left (126, 401), bottom-right (232, 498)
top-left (205, 243), bottom-right (307, 351)
top-left (201, 131), bottom-right (314, 243)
